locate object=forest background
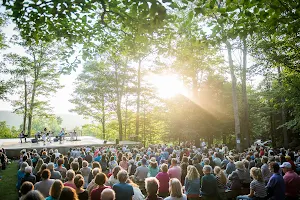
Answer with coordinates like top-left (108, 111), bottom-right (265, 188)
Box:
top-left (0, 0), bottom-right (300, 151)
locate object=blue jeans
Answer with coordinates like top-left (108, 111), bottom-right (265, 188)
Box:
top-left (236, 195), bottom-right (253, 200)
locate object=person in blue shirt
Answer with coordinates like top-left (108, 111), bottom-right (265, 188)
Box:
top-left (266, 162), bottom-right (285, 200)
top-left (112, 170), bottom-right (134, 200)
top-left (94, 153), bottom-right (102, 162)
top-left (184, 165), bottom-right (200, 199)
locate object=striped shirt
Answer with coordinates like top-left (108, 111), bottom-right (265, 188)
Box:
top-left (250, 180), bottom-right (267, 198)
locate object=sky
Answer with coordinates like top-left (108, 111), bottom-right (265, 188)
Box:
top-left (0, 21), bottom-right (83, 114)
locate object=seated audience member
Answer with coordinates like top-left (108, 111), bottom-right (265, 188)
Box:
top-left (165, 178), bottom-right (187, 200)
top-left (20, 181), bottom-right (34, 200)
top-left (126, 177), bottom-right (145, 200)
top-left (184, 165), bottom-right (200, 200)
top-left (261, 156), bottom-right (272, 184)
top-left (34, 159), bottom-right (44, 175)
top-left (145, 177), bottom-right (163, 200)
top-left (112, 170), bottom-right (134, 200)
top-left (91, 172), bottom-right (111, 200)
top-left (88, 162), bottom-right (101, 184)
top-left (64, 169), bottom-right (76, 189)
top-left (214, 166), bottom-right (227, 193)
top-left (17, 162), bottom-right (29, 191)
top-left (267, 162), bottom-right (285, 200)
top-left (71, 162), bottom-right (81, 175)
top-left (80, 161), bottom-right (91, 189)
top-left (34, 169), bottom-right (55, 198)
top-left (36, 163), bottom-right (47, 182)
top-left (59, 186), bottom-right (79, 200)
top-left (155, 163), bottom-right (170, 198)
top-left (200, 165), bottom-right (218, 200)
top-left (21, 166), bottom-right (36, 185)
top-left (148, 157), bottom-right (159, 177)
top-left (55, 159), bottom-right (67, 180)
top-left (168, 158), bottom-right (182, 181)
top-left (225, 156), bottom-right (236, 175)
top-left (47, 163), bottom-right (62, 180)
top-left (119, 156), bottom-right (129, 171)
top-left (108, 156), bottom-right (118, 173)
top-left (108, 166), bottom-right (121, 187)
top-left (236, 167), bottom-right (267, 200)
top-left (45, 180), bottom-right (64, 200)
top-left (101, 188), bottom-right (116, 200)
top-left (134, 158), bottom-right (149, 183)
top-left (74, 174), bottom-right (88, 200)
top-left (280, 162), bottom-right (300, 200)
top-left (87, 168), bottom-right (101, 198)
top-left (228, 161), bottom-right (250, 190)
top-left (23, 190), bottom-right (45, 200)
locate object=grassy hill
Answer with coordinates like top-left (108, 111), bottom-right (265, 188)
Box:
top-left (0, 110), bottom-right (91, 130)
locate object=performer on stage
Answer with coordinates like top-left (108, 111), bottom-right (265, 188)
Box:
top-left (34, 131), bottom-right (41, 143)
top-left (59, 128), bottom-right (65, 144)
top-left (19, 131), bottom-right (24, 143)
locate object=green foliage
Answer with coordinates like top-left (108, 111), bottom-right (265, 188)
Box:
top-left (0, 121), bottom-right (19, 138)
top-left (31, 116), bottom-right (62, 134)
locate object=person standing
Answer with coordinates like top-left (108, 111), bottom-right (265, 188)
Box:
top-left (34, 169), bottom-right (55, 198)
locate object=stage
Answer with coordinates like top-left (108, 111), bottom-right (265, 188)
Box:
top-left (0, 136), bottom-right (141, 158)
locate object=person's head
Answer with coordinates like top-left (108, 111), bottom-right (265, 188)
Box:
top-left (117, 170), bottom-right (128, 183)
top-left (92, 161), bottom-right (101, 170)
top-left (23, 190), bottom-right (44, 200)
top-left (57, 158), bottom-right (64, 167)
top-left (261, 156), bottom-right (268, 164)
top-left (71, 162), bottom-right (79, 172)
top-left (20, 181), bottom-right (34, 196)
top-left (161, 163), bottom-right (168, 173)
top-left (214, 166), bottom-right (227, 184)
top-left (74, 174), bottom-right (85, 189)
top-left (203, 158), bottom-right (210, 165)
top-left (66, 169), bottom-right (75, 181)
top-left (269, 162), bottom-right (280, 173)
top-left (280, 162), bottom-right (292, 173)
top-left (250, 167), bottom-right (263, 182)
top-left (47, 162), bottom-right (55, 171)
top-left (92, 168), bottom-right (101, 179)
top-left (110, 156), bottom-right (115, 161)
top-left (182, 156), bottom-right (189, 163)
top-left (141, 158), bottom-right (147, 165)
top-left (82, 160), bottom-right (88, 168)
top-left (235, 161), bottom-right (245, 170)
top-left (171, 158), bottom-right (177, 166)
top-left (41, 169), bottom-right (51, 180)
top-left (49, 180), bottom-right (64, 199)
top-left (95, 172), bottom-right (108, 186)
top-left (203, 165), bottom-right (212, 175)
top-left (112, 166), bottom-right (121, 178)
top-left (20, 162), bottom-right (29, 172)
top-left (101, 188), bottom-right (115, 200)
top-left (169, 178), bottom-right (183, 198)
top-left (59, 186), bottom-right (78, 200)
top-left (186, 165), bottom-right (200, 180)
top-left (145, 177), bottom-right (159, 196)
top-left (25, 166), bottom-right (32, 174)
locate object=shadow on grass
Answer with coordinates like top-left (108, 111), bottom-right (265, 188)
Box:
top-left (0, 161), bottom-right (18, 200)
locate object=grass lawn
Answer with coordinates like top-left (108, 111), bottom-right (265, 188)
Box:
top-left (0, 161), bottom-right (18, 200)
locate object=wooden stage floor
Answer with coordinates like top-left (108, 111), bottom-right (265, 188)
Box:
top-left (0, 136), bottom-right (140, 158)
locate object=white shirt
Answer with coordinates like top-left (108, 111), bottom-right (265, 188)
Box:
top-left (132, 186), bottom-right (144, 200)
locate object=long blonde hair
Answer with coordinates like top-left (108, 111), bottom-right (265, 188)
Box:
top-left (169, 178), bottom-right (183, 198)
top-left (250, 167), bottom-right (263, 182)
top-left (186, 165), bottom-right (200, 180)
top-left (214, 166), bottom-right (227, 185)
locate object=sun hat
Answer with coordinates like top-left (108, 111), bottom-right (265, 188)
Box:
top-left (149, 157), bottom-right (157, 164)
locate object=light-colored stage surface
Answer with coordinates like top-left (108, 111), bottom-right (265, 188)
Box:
top-left (0, 136), bottom-right (141, 158)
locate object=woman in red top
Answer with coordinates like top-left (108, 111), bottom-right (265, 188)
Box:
top-left (90, 172), bottom-right (111, 200)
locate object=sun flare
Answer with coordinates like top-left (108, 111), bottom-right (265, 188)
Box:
top-left (145, 74), bottom-right (188, 98)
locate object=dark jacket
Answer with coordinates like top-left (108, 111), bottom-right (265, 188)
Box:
top-left (21, 173), bottom-right (36, 185)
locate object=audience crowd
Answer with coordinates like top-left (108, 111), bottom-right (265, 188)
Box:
top-left (1, 142), bottom-right (300, 200)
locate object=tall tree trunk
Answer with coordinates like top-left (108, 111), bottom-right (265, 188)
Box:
top-left (27, 80), bottom-right (37, 136)
top-left (226, 41), bottom-right (241, 152)
top-left (270, 113), bottom-right (276, 147)
top-left (143, 99), bottom-right (146, 144)
top-left (23, 77), bottom-right (27, 133)
top-left (277, 66), bottom-right (288, 148)
top-left (242, 38), bottom-right (250, 148)
top-left (124, 95), bottom-right (128, 140)
top-left (101, 95), bottom-right (105, 140)
top-left (117, 100), bottom-right (123, 141)
top-left (135, 59), bottom-right (142, 141)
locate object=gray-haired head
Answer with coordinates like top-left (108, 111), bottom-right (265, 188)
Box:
top-left (21, 162), bottom-right (29, 172)
top-left (47, 162), bottom-right (54, 171)
top-left (203, 165), bottom-right (212, 174)
top-left (25, 166), bottom-right (32, 174)
top-left (101, 188), bottom-right (115, 200)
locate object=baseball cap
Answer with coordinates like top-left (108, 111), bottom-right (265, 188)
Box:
top-left (280, 162), bottom-right (291, 168)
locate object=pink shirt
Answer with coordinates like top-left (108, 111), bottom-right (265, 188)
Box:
top-left (168, 166), bottom-right (181, 181)
top-left (119, 161), bottom-right (128, 170)
top-left (283, 171), bottom-right (300, 197)
top-left (64, 182), bottom-right (76, 190)
top-left (156, 172), bottom-right (170, 193)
